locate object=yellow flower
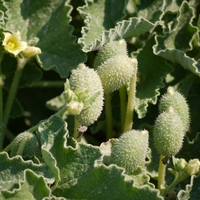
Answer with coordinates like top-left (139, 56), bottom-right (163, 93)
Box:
top-left (2, 31), bottom-right (27, 56)
top-left (22, 46), bottom-right (41, 58)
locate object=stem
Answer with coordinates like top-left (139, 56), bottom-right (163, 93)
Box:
top-left (119, 85), bottom-right (127, 132)
top-left (28, 81), bottom-right (64, 88)
top-left (105, 93), bottom-right (113, 140)
top-left (1, 57), bottom-right (28, 150)
top-left (123, 64), bottom-right (137, 132)
top-left (0, 54), bottom-right (4, 150)
top-left (74, 118), bottom-right (81, 142)
top-left (158, 155), bottom-right (166, 191)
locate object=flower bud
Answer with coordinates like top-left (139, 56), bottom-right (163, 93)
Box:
top-left (153, 107), bottom-right (185, 157)
top-left (110, 130), bottom-right (149, 174)
top-left (67, 101), bottom-right (84, 115)
top-left (22, 46), bottom-right (41, 58)
top-left (174, 158), bottom-right (187, 172)
top-left (10, 132), bottom-right (40, 158)
top-left (97, 55), bottom-right (137, 93)
top-left (69, 63), bottom-right (104, 126)
top-left (186, 159), bottom-right (200, 175)
top-left (159, 87), bottom-right (190, 132)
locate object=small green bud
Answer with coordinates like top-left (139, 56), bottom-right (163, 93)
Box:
top-left (186, 159), bottom-right (200, 175)
top-left (93, 39), bottom-right (127, 68)
top-left (174, 157), bottom-right (187, 172)
top-left (159, 87), bottom-right (190, 132)
top-left (10, 132), bottom-right (40, 158)
top-left (67, 101), bottom-right (84, 115)
top-left (153, 107), bottom-right (185, 157)
top-left (97, 55), bottom-right (137, 93)
top-left (69, 63), bottom-right (104, 126)
top-left (110, 130), bottom-right (149, 174)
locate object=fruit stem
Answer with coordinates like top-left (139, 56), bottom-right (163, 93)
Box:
top-left (119, 85), bottom-right (127, 132)
top-left (105, 93), bottom-right (113, 140)
top-left (123, 63), bottom-right (137, 132)
top-left (158, 155), bottom-right (166, 191)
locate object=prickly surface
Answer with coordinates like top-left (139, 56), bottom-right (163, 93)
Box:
top-left (10, 131), bottom-right (40, 158)
top-left (97, 55), bottom-right (136, 93)
top-left (153, 107), bottom-right (185, 156)
top-left (159, 87), bottom-right (190, 132)
top-left (93, 39), bottom-right (127, 68)
top-left (110, 130), bottom-right (149, 174)
top-left (69, 64), bottom-right (104, 126)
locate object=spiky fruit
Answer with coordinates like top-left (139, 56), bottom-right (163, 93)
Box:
top-left (93, 39), bottom-right (127, 68)
top-left (10, 132), bottom-right (40, 158)
top-left (153, 107), bottom-right (185, 157)
top-left (110, 130), bottom-right (149, 174)
top-left (94, 39), bottom-right (137, 94)
top-left (97, 55), bottom-right (137, 93)
top-left (159, 87), bottom-right (190, 132)
top-left (69, 63), bottom-right (104, 126)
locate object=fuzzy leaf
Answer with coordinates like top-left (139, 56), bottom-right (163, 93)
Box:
top-left (37, 115), bottom-right (68, 182)
top-left (134, 37), bottom-right (173, 118)
top-left (78, 0), bottom-right (154, 52)
top-left (153, 1), bottom-right (200, 76)
top-left (0, 152), bottom-right (53, 191)
top-left (3, 0), bottom-right (86, 78)
top-left (137, 0), bottom-right (166, 23)
top-left (0, 170), bottom-right (51, 200)
top-left (54, 162), bottom-right (163, 199)
top-left (177, 174), bottom-right (200, 200)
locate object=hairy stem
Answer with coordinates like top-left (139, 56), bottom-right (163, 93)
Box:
top-left (123, 64), bottom-right (137, 132)
top-left (158, 155), bottom-right (166, 191)
top-left (105, 93), bottom-right (113, 140)
top-left (119, 85), bottom-right (127, 132)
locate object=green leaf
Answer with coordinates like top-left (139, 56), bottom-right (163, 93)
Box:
top-left (37, 115), bottom-right (68, 182)
top-left (0, 170), bottom-right (51, 200)
top-left (153, 1), bottom-right (200, 76)
top-left (3, 0), bottom-right (86, 78)
top-left (78, 0), bottom-right (127, 51)
top-left (180, 174), bottom-right (200, 200)
top-left (137, 0), bottom-right (166, 23)
top-left (134, 36), bottom-right (173, 118)
top-left (0, 152), bottom-right (53, 192)
top-left (78, 0), bottom-right (154, 52)
top-left (54, 162), bottom-right (163, 199)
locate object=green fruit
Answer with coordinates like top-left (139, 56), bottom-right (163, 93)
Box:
top-left (97, 55), bottom-right (137, 93)
top-left (159, 87), bottom-right (190, 132)
top-left (93, 39), bottom-right (127, 68)
top-left (69, 63), bottom-right (104, 126)
top-left (10, 132), bottom-right (40, 158)
top-left (153, 107), bottom-right (185, 157)
top-left (110, 130), bottom-right (149, 174)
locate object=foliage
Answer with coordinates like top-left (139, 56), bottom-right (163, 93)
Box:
top-left (0, 0), bottom-right (200, 199)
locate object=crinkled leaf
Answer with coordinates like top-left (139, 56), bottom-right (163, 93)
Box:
top-left (78, 0), bottom-right (154, 52)
top-left (153, 1), bottom-right (200, 76)
top-left (137, 0), bottom-right (166, 23)
top-left (3, 0), bottom-right (86, 78)
top-left (37, 115), bottom-right (68, 182)
top-left (54, 162), bottom-right (163, 199)
top-left (134, 37), bottom-right (173, 118)
top-left (0, 152), bottom-right (53, 191)
top-left (177, 174), bottom-right (200, 200)
top-left (0, 170), bottom-right (51, 200)
top-left (78, 0), bottom-right (127, 51)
